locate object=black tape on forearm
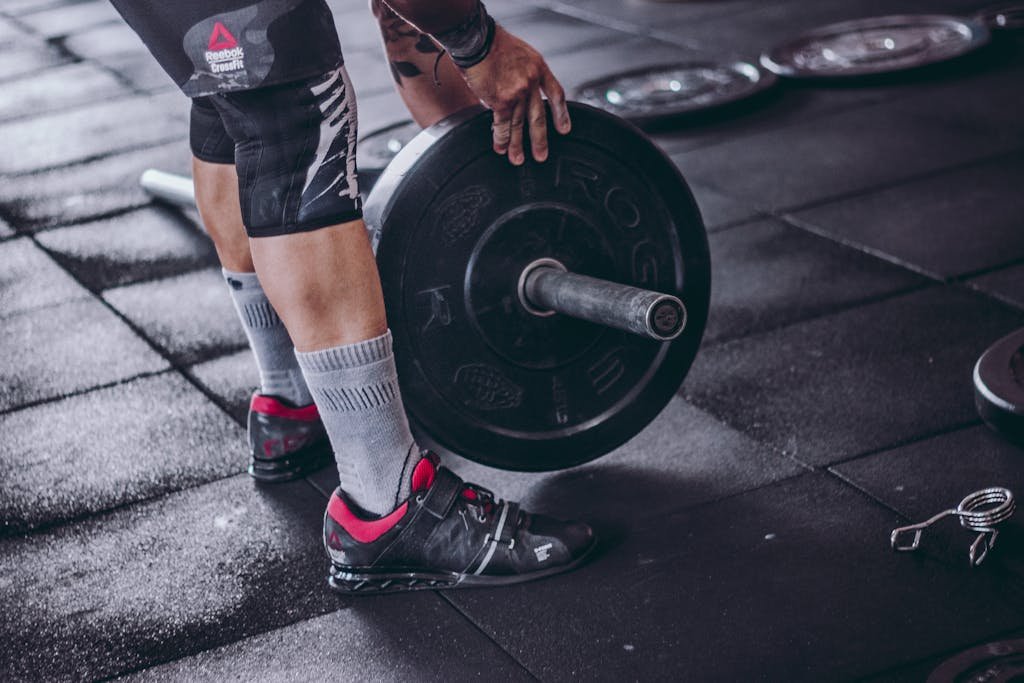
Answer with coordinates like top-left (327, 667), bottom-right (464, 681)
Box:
top-left (433, 1), bottom-right (496, 68)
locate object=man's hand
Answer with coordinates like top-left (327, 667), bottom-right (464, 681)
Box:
top-left (460, 26), bottom-right (571, 165)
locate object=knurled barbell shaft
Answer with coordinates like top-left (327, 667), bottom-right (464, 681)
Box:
top-left (523, 265), bottom-right (687, 341)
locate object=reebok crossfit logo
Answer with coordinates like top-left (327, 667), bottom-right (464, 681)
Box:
top-left (204, 22), bottom-right (245, 75)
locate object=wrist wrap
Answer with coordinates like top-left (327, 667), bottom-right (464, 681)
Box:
top-left (434, 1), bottom-right (496, 69)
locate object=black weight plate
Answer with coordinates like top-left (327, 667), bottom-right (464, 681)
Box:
top-left (365, 103), bottom-right (710, 472)
top-left (357, 119), bottom-right (420, 193)
top-left (976, 3), bottom-right (1024, 30)
top-left (572, 61), bottom-right (777, 127)
top-left (975, 327), bottom-right (1024, 444)
top-left (928, 638), bottom-right (1024, 682)
top-left (761, 14), bottom-right (991, 79)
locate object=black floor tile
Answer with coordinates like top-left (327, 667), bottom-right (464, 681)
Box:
top-left (101, 49), bottom-right (180, 94)
top-left (0, 373), bottom-right (246, 536)
top-left (445, 472), bottom-right (1024, 681)
top-left (0, 92), bottom-right (186, 175)
top-left (0, 299), bottom-right (169, 413)
top-left (333, 5), bottom-right (384, 56)
top-left (0, 61), bottom-right (128, 123)
top-left (433, 395), bottom-right (805, 528)
top-left (331, 0), bottom-right (530, 56)
top-left (61, 20), bottom-right (146, 61)
top-left (126, 595), bottom-right (532, 682)
top-left (670, 90), bottom-right (1017, 214)
top-left (188, 349), bottom-right (257, 425)
top-left (502, 8), bottom-right (629, 57)
top-left (103, 268), bottom-right (247, 367)
top-left (661, 0), bottom-right (989, 59)
top-left (0, 16), bottom-right (23, 42)
top-left (834, 425), bottom-right (1024, 576)
top-left (969, 263), bottom-right (1024, 309)
top-left (36, 207), bottom-right (217, 290)
top-left (469, 0), bottom-right (534, 21)
top-left (0, 0), bottom-right (67, 15)
top-left (0, 40), bottom-right (68, 83)
top-left (654, 83), bottom-right (899, 159)
top-left (546, 36), bottom-right (698, 92)
top-left (16, 0), bottom-right (121, 38)
top-left (545, 0), bottom-right (759, 31)
top-left (861, 630), bottom-right (1024, 682)
top-left (61, 18), bottom-right (178, 95)
top-left (889, 52), bottom-right (1024, 150)
top-left (684, 286), bottom-right (1024, 466)
top-left (686, 182), bottom-right (760, 231)
top-left (343, 48), bottom-right (401, 99)
top-left (324, 0), bottom-right (363, 11)
top-left (705, 217), bottom-right (925, 344)
top-left (0, 476), bottom-right (340, 681)
top-left (0, 141), bottom-right (191, 232)
top-left (356, 89), bottom-right (410, 133)
top-left (789, 155), bottom-right (1024, 280)
top-left (0, 237), bottom-right (90, 317)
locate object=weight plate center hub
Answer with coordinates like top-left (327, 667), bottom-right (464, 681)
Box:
top-left (367, 103), bottom-right (710, 471)
top-left (467, 209), bottom-right (614, 370)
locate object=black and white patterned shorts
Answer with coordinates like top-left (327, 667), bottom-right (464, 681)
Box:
top-left (111, 0), bottom-right (361, 236)
top-left (192, 65), bottom-right (362, 237)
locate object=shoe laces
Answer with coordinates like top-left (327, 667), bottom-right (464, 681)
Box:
top-left (461, 483), bottom-right (497, 520)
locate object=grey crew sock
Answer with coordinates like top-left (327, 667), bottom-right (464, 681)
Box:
top-left (223, 269), bottom-right (313, 407)
top-left (295, 330), bottom-right (420, 516)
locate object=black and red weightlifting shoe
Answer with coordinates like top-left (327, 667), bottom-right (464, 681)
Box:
top-left (247, 394), bottom-right (332, 483)
top-left (323, 454), bottom-right (597, 593)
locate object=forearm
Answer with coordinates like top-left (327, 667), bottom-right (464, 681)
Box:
top-left (371, 0), bottom-right (479, 127)
top-left (382, 0), bottom-right (495, 68)
top-left (380, 0), bottom-right (476, 36)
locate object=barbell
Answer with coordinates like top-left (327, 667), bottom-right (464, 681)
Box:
top-left (141, 103), bottom-right (711, 471)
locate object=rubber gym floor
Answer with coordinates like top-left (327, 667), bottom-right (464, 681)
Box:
top-left (2, 0), bottom-right (1024, 680)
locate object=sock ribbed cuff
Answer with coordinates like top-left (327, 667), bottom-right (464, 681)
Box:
top-left (295, 331), bottom-right (393, 374)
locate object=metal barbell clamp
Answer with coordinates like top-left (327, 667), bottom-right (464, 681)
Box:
top-left (890, 487), bottom-right (1016, 566)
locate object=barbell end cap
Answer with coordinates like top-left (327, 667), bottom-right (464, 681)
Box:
top-left (647, 296), bottom-right (687, 341)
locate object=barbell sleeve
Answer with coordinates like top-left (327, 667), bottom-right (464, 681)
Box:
top-left (140, 169), bottom-right (196, 208)
top-left (522, 264), bottom-right (687, 341)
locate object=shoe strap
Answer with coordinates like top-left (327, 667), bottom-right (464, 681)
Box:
top-left (420, 467), bottom-right (463, 520)
top-left (381, 467), bottom-right (465, 563)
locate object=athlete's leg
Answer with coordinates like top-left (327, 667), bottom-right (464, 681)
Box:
top-left (190, 98), bottom-right (325, 480)
top-left (252, 220), bottom-right (422, 512)
top-left (371, 0), bottom-right (478, 127)
top-left (193, 158), bottom-right (252, 273)
top-left (190, 97), bottom-right (253, 272)
top-left (207, 66), bottom-right (420, 514)
top-left (250, 222), bottom-right (385, 350)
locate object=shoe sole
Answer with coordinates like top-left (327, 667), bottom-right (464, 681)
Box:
top-left (249, 444), bottom-right (333, 483)
top-left (327, 536), bottom-right (599, 594)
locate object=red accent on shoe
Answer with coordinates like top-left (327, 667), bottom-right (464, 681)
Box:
top-left (410, 456), bottom-right (437, 493)
top-left (250, 394), bottom-right (320, 422)
top-left (327, 494), bottom-right (409, 544)
top-left (463, 489), bottom-right (478, 500)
